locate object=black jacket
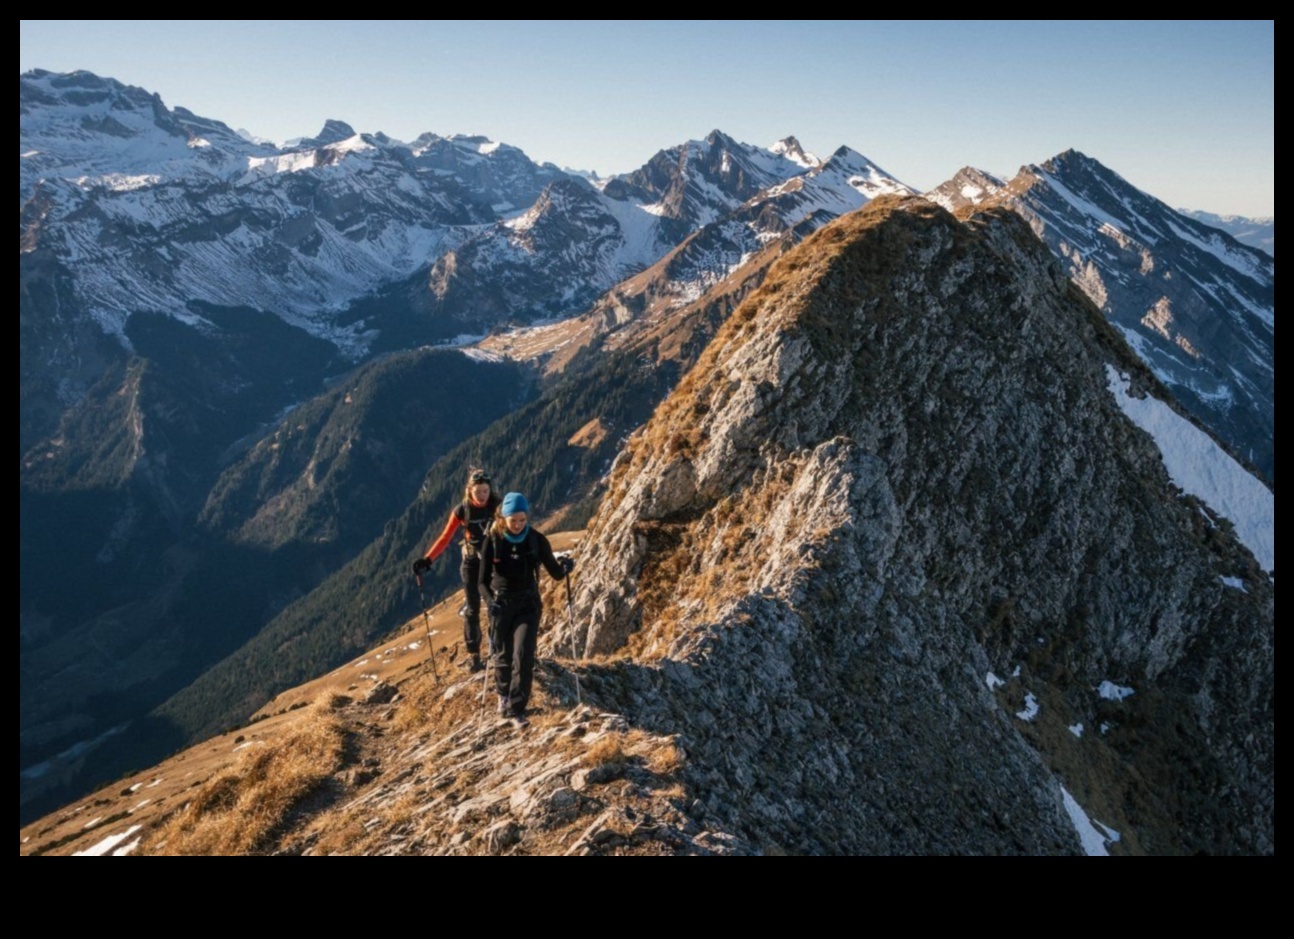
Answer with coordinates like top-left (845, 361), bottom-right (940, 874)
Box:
top-left (480, 526), bottom-right (567, 603)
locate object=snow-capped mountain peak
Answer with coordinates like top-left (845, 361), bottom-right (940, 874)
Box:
top-left (921, 165), bottom-right (1006, 213)
top-left (981, 148), bottom-right (1274, 477)
top-left (812, 145), bottom-right (916, 201)
top-left (769, 135), bottom-right (821, 168)
top-left (20, 69), bottom-right (266, 196)
top-left (295, 119), bottom-right (358, 149)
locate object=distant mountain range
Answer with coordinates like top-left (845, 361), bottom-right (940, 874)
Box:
top-left (19, 68), bottom-right (1274, 827)
top-left (1178, 209), bottom-right (1273, 257)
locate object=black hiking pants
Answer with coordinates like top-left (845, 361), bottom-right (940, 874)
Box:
top-left (461, 555), bottom-right (483, 655)
top-left (489, 594), bottom-right (540, 717)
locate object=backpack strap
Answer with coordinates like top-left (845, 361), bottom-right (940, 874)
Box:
top-left (525, 529), bottom-right (543, 586)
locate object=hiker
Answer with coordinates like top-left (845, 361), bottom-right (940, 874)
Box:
top-left (412, 469), bottom-right (501, 672)
top-left (479, 492), bottom-right (574, 726)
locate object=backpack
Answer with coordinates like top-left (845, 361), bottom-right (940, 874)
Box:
top-left (456, 495), bottom-right (500, 557)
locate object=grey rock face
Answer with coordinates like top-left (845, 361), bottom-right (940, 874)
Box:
top-left (554, 197), bottom-right (1272, 854)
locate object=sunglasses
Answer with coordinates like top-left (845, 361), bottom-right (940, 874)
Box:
top-left (470, 472), bottom-right (491, 484)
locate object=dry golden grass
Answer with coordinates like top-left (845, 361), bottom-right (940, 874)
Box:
top-left (582, 729), bottom-right (683, 779)
top-left (364, 788), bottom-right (424, 844)
top-left (146, 701), bottom-right (346, 855)
top-left (390, 674), bottom-right (444, 734)
top-left (308, 815), bottom-right (369, 857)
top-left (568, 418), bottom-right (609, 449)
top-left (644, 740), bottom-right (683, 775)
top-left (583, 734), bottom-right (629, 768)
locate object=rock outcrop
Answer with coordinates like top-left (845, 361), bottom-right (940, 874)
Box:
top-left (552, 196), bottom-right (1272, 854)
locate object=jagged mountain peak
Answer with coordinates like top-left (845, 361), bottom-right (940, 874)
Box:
top-left (445, 133), bottom-right (511, 155)
top-left (825, 143), bottom-right (864, 162)
top-left (800, 145), bottom-right (915, 203)
top-left (21, 67), bottom-right (159, 110)
top-left (20, 68), bottom-right (247, 147)
top-left (986, 148), bottom-right (1274, 477)
top-left (20, 68), bottom-right (267, 209)
top-left (1043, 146), bottom-right (1093, 170)
top-left (921, 165), bottom-right (1005, 213)
top-left (702, 128), bottom-right (737, 149)
top-left (1018, 149), bottom-right (1171, 223)
top-left (510, 175), bottom-right (603, 223)
top-left (817, 145), bottom-right (899, 176)
top-left (1014, 149), bottom-right (1176, 227)
top-left (298, 118), bottom-right (358, 148)
top-left (769, 135), bottom-right (820, 168)
top-left (553, 195), bottom-right (1271, 854)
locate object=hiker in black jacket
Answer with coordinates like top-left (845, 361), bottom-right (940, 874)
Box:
top-left (480, 491), bottom-right (573, 726)
top-left (412, 469), bottom-right (501, 672)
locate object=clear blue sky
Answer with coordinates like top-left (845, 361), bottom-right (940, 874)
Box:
top-left (20, 20), bottom-right (1274, 216)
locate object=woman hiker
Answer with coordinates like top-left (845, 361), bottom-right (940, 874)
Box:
top-left (479, 492), bottom-right (574, 727)
top-left (412, 469), bottom-right (501, 672)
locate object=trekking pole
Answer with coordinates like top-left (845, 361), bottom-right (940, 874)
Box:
top-left (564, 573), bottom-right (581, 706)
top-left (479, 627), bottom-right (495, 727)
top-left (414, 572), bottom-right (442, 686)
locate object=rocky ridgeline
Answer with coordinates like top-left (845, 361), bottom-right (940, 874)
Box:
top-left (544, 196), bottom-right (1272, 854)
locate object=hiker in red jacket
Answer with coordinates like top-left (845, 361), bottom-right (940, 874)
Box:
top-left (412, 469), bottom-right (501, 672)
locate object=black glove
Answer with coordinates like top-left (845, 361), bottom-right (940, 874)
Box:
top-left (412, 557), bottom-right (432, 576)
top-left (559, 556), bottom-right (576, 575)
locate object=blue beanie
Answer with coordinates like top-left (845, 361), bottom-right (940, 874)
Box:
top-left (501, 492), bottom-right (529, 516)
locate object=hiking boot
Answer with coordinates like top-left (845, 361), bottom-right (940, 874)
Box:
top-left (512, 713), bottom-right (530, 729)
top-left (468, 654), bottom-right (484, 673)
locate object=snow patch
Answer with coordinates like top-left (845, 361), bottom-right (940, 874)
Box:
top-left (1061, 787), bottom-right (1118, 856)
top-left (1097, 681), bottom-right (1135, 701)
top-left (72, 825), bottom-right (143, 856)
top-left (1105, 365), bottom-right (1273, 571)
top-left (1038, 170), bottom-right (1130, 234)
top-left (326, 134), bottom-right (376, 155)
top-left (1015, 692), bottom-right (1040, 721)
